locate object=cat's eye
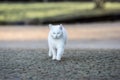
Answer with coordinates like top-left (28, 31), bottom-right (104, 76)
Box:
top-left (57, 32), bottom-right (60, 34)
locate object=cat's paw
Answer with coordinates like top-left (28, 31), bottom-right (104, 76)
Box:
top-left (52, 56), bottom-right (56, 60)
top-left (56, 57), bottom-right (61, 61)
top-left (48, 53), bottom-right (52, 57)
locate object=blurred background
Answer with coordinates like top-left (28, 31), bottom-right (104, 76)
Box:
top-left (0, 0), bottom-right (120, 49)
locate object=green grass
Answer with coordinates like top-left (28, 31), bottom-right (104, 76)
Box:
top-left (0, 2), bottom-right (120, 23)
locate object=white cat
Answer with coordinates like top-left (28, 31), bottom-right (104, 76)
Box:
top-left (48, 24), bottom-right (67, 61)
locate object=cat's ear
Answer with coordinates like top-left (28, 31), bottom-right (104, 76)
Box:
top-left (59, 24), bottom-right (63, 30)
top-left (49, 24), bottom-right (52, 29)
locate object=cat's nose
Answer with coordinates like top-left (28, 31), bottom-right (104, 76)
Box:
top-left (55, 36), bottom-right (57, 38)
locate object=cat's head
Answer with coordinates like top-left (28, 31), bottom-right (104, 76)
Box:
top-left (49, 24), bottom-right (63, 39)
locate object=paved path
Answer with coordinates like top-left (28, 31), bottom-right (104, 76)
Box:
top-left (0, 22), bottom-right (120, 49)
top-left (0, 40), bottom-right (120, 49)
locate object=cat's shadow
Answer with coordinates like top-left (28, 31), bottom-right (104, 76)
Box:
top-left (41, 53), bottom-right (82, 64)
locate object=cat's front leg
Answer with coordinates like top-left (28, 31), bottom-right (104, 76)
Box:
top-left (51, 48), bottom-right (57, 60)
top-left (56, 48), bottom-right (64, 61)
top-left (48, 48), bottom-right (52, 57)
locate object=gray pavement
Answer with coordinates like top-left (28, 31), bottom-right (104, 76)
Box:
top-left (0, 22), bottom-right (120, 49)
top-left (0, 40), bottom-right (120, 49)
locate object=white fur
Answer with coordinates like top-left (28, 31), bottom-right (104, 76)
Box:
top-left (48, 24), bottom-right (67, 61)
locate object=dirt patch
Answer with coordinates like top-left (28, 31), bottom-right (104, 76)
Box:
top-left (0, 48), bottom-right (120, 80)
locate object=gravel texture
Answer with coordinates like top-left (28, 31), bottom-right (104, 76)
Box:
top-left (0, 48), bottom-right (120, 80)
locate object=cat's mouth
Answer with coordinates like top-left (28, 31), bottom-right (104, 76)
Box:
top-left (53, 37), bottom-right (59, 39)
top-left (52, 36), bottom-right (60, 39)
